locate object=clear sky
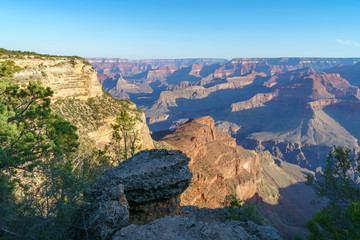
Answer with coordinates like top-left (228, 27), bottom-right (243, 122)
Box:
top-left (1, 0), bottom-right (360, 59)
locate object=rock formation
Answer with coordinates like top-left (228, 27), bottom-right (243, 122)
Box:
top-left (96, 60), bottom-right (360, 172)
top-left (160, 116), bottom-right (324, 239)
top-left (256, 152), bottom-right (326, 239)
top-left (88, 149), bottom-right (192, 224)
top-left (11, 57), bottom-right (102, 100)
top-left (76, 184), bottom-right (129, 240)
top-left (77, 149), bottom-right (282, 240)
top-left (160, 116), bottom-right (259, 208)
top-left (1, 51), bottom-right (154, 150)
top-left (89, 57), bottom-right (360, 172)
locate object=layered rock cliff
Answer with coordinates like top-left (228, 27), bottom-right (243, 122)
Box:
top-left (1, 51), bottom-right (153, 150)
top-left (159, 116), bottom-right (324, 239)
top-left (160, 116), bottom-right (259, 208)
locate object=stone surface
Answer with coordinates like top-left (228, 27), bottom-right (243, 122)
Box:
top-left (113, 215), bottom-right (282, 240)
top-left (89, 149), bottom-right (192, 224)
top-left (160, 116), bottom-right (259, 208)
top-left (76, 184), bottom-right (129, 240)
top-left (256, 152), bottom-right (327, 240)
top-left (3, 53), bottom-right (154, 151)
top-left (129, 196), bottom-right (182, 225)
top-left (91, 149), bottom-right (192, 204)
top-left (6, 56), bottom-right (154, 149)
top-left (11, 57), bottom-right (102, 100)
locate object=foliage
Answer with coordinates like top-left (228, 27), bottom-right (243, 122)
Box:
top-left (306, 146), bottom-right (360, 239)
top-left (109, 110), bottom-right (142, 163)
top-left (71, 137), bottom-right (112, 181)
top-left (0, 58), bottom-right (143, 238)
top-left (0, 48), bottom-right (58, 58)
top-left (306, 146), bottom-right (360, 205)
top-left (222, 194), bottom-right (269, 226)
top-left (0, 60), bottom-right (22, 77)
top-left (0, 48), bottom-right (91, 67)
top-left (0, 76), bottom-right (91, 239)
top-left (0, 79), bottom-right (78, 171)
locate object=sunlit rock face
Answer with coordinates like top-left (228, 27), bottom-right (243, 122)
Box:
top-left (12, 57), bottom-right (102, 100)
top-left (160, 116), bottom-right (325, 239)
top-left (6, 55), bottom-right (154, 150)
top-left (160, 116), bottom-right (259, 208)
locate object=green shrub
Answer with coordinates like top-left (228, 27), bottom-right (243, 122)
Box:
top-left (0, 60), bottom-right (21, 77)
top-left (222, 194), bottom-right (269, 225)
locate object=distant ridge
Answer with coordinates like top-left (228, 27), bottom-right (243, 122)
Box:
top-left (230, 57), bottom-right (360, 66)
top-left (86, 58), bottom-right (229, 67)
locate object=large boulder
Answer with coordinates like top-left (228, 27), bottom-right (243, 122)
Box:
top-left (89, 149), bottom-right (192, 224)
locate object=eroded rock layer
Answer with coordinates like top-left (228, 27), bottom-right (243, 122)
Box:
top-left (160, 116), bottom-right (259, 208)
top-left (1, 53), bottom-right (154, 150)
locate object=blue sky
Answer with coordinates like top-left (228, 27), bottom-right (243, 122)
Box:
top-left (1, 0), bottom-right (360, 59)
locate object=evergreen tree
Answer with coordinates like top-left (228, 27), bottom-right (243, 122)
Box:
top-left (110, 110), bottom-right (141, 163)
top-left (306, 146), bottom-right (360, 239)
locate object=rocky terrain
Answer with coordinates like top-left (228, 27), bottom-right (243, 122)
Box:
top-left (0, 52), bottom-right (154, 150)
top-left (160, 116), bottom-right (259, 208)
top-left (86, 58), bottom-right (228, 76)
top-left (90, 57), bottom-right (360, 172)
top-left (76, 149), bottom-right (282, 240)
top-left (159, 116), bottom-right (324, 239)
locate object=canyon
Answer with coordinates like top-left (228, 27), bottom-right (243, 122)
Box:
top-left (2, 50), bottom-right (357, 239)
top-left (89, 57), bottom-right (360, 172)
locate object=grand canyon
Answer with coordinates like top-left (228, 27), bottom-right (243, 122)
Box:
top-left (1, 47), bottom-right (359, 239)
top-left (2, 0), bottom-right (360, 239)
top-left (83, 56), bottom-right (360, 238)
top-left (88, 57), bottom-right (360, 172)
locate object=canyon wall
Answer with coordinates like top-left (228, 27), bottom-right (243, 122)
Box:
top-left (160, 116), bottom-right (259, 208)
top-left (1, 53), bottom-right (153, 150)
top-left (160, 116), bottom-right (323, 239)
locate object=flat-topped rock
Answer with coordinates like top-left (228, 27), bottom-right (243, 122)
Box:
top-left (90, 149), bottom-right (192, 204)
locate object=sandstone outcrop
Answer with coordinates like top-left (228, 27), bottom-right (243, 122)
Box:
top-left (160, 117), bottom-right (325, 239)
top-left (88, 149), bottom-right (192, 224)
top-left (1, 52), bottom-right (154, 150)
top-left (231, 91), bottom-right (279, 112)
top-left (160, 116), bottom-right (259, 208)
top-left (11, 57), bottom-right (102, 100)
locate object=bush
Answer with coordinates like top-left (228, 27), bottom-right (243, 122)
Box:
top-left (222, 194), bottom-right (269, 225)
top-left (0, 60), bottom-right (22, 77)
